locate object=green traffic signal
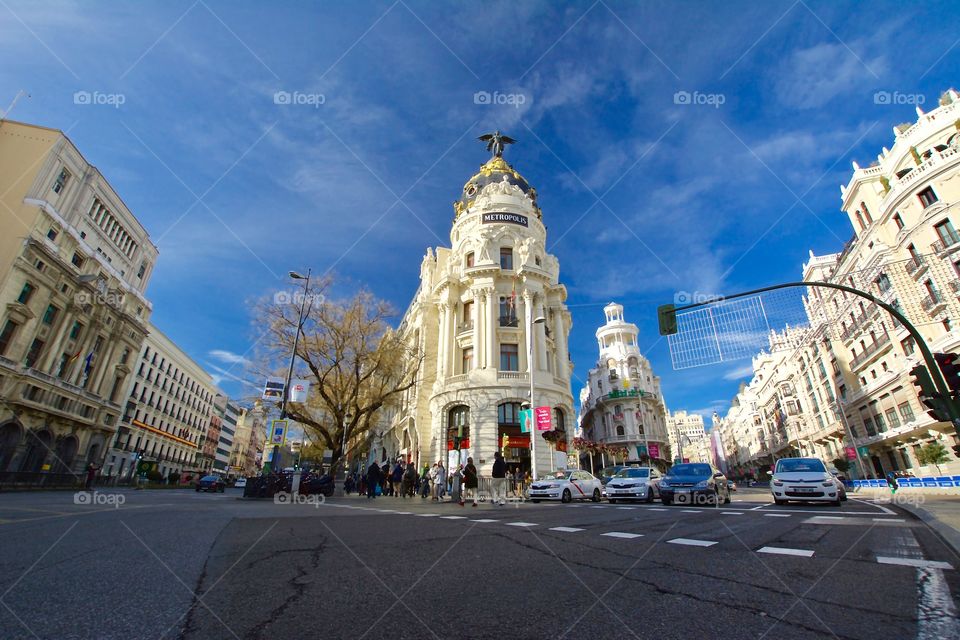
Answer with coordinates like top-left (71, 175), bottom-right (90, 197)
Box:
top-left (910, 364), bottom-right (952, 422)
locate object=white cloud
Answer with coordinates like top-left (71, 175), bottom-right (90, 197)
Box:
top-left (722, 363), bottom-right (756, 381)
top-left (774, 41), bottom-right (885, 109)
top-left (208, 349), bottom-right (251, 365)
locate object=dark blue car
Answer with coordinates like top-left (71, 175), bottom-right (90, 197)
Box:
top-left (659, 463), bottom-right (730, 506)
top-left (195, 475), bottom-right (225, 493)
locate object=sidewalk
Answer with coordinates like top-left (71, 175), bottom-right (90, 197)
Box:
top-left (884, 494), bottom-right (960, 558)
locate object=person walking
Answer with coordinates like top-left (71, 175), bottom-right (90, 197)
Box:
top-left (462, 457), bottom-right (479, 507)
top-left (419, 465), bottom-right (432, 498)
top-left (432, 461), bottom-right (446, 501)
top-left (366, 462), bottom-right (381, 499)
top-left (401, 462), bottom-right (416, 498)
top-left (84, 463), bottom-right (99, 491)
top-left (492, 452), bottom-right (507, 506)
top-left (391, 460), bottom-right (404, 497)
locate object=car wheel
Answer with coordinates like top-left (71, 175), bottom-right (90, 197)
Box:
top-left (723, 490), bottom-right (731, 505)
top-left (561, 489), bottom-right (572, 503)
top-left (832, 498), bottom-right (842, 507)
top-left (195, 487), bottom-right (200, 492)
top-left (662, 498), bottom-right (672, 505)
top-left (592, 488), bottom-right (601, 502)
top-left (774, 498), bottom-right (786, 506)
top-left (609, 498), bottom-right (617, 504)
top-left (646, 487), bottom-right (654, 503)
top-left (532, 499), bottom-right (540, 503)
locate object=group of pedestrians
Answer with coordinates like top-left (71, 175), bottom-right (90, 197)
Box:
top-left (350, 451), bottom-right (520, 506)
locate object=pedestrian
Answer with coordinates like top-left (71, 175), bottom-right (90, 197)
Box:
top-left (84, 463), bottom-right (99, 491)
top-left (420, 465), bottom-right (432, 498)
top-left (886, 471), bottom-right (899, 495)
top-left (492, 452), bottom-right (507, 506)
top-left (462, 457), bottom-right (479, 507)
top-left (450, 464), bottom-right (463, 504)
top-left (432, 461), bottom-right (446, 501)
top-left (391, 460), bottom-right (403, 497)
top-left (401, 462), bottom-right (416, 498)
top-left (366, 462), bottom-right (381, 499)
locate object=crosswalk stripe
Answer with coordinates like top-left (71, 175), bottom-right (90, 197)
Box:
top-left (876, 556), bottom-right (954, 570)
top-left (602, 532), bottom-right (644, 539)
top-left (616, 506), bottom-right (636, 510)
top-left (667, 538), bottom-right (717, 547)
top-left (764, 514), bottom-right (790, 518)
top-left (758, 546), bottom-right (814, 557)
top-left (549, 527), bottom-right (584, 532)
top-left (470, 519), bottom-right (499, 523)
top-left (681, 510), bottom-right (702, 513)
top-left (506, 522), bottom-right (537, 527)
top-left (440, 516), bottom-right (466, 520)
top-left (721, 512), bottom-right (743, 515)
top-left (648, 508), bottom-right (667, 511)
top-left (416, 514), bottom-right (440, 517)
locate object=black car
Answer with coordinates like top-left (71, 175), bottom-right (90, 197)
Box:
top-left (196, 475), bottom-right (225, 492)
top-left (660, 463), bottom-right (730, 506)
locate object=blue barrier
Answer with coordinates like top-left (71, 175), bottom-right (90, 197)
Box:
top-left (922, 476), bottom-right (938, 487)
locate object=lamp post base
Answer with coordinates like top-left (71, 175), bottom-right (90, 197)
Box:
top-left (333, 468), bottom-right (347, 497)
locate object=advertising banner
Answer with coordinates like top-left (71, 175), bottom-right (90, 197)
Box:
top-left (263, 377), bottom-right (285, 400)
top-left (270, 419), bottom-right (288, 445)
top-left (845, 446), bottom-right (857, 460)
top-left (648, 443), bottom-right (661, 459)
top-left (289, 379), bottom-right (310, 403)
top-left (519, 409), bottom-right (533, 433)
top-left (535, 406), bottom-right (552, 431)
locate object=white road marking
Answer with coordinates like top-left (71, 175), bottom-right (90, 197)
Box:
top-left (440, 516), bottom-right (466, 520)
top-left (758, 546), bottom-right (815, 558)
top-left (815, 515), bottom-right (844, 520)
top-left (722, 512), bottom-right (743, 515)
top-left (602, 532), bottom-right (644, 539)
top-left (918, 566), bottom-right (960, 639)
top-left (667, 538), bottom-right (718, 547)
top-left (873, 517), bottom-right (905, 522)
top-left (393, 511), bottom-right (411, 515)
top-left (470, 519), bottom-right (499, 523)
top-left (416, 513), bottom-right (440, 517)
top-left (750, 504), bottom-right (770, 510)
top-left (852, 497), bottom-right (895, 515)
top-left (506, 522), bottom-right (538, 527)
top-left (648, 508), bottom-right (668, 511)
top-left (590, 506), bottom-right (606, 509)
top-left (876, 557), bottom-right (954, 570)
top-left (616, 506), bottom-right (636, 510)
top-left (764, 514), bottom-right (790, 518)
top-left (549, 527), bottom-right (584, 533)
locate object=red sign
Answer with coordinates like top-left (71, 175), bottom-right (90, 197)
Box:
top-left (648, 444), bottom-right (660, 459)
top-left (505, 437), bottom-right (530, 449)
top-left (845, 446), bottom-right (856, 460)
top-left (535, 406), bottom-right (552, 431)
top-left (447, 439), bottom-right (471, 450)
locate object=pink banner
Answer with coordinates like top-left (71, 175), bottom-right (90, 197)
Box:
top-left (845, 446), bottom-right (856, 460)
top-left (648, 443), bottom-right (660, 459)
top-left (535, 406), bottom-right (552, 431)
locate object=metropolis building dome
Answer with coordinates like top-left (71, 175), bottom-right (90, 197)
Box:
top-left (377, 133), bottom-right (574, 478)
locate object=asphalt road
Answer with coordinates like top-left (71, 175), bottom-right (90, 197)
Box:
top-left (0, 487), bottom-right (957, 639)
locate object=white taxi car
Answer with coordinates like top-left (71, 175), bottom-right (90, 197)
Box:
top-left (771, 457), bottom-right (842, 506)
top-left (529, 469), bottom-right (602, 503)
top-left (606, 467), bottom-right (662, 503)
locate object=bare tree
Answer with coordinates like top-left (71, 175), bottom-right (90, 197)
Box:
top-left (257, 280), bottom-right (422, 474)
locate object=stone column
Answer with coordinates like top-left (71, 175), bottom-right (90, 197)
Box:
top-left (445, 302), bottom-right (455, 377)
top-left (555, 309), bottom-right (569, 381)
top-left (522, 294), bottom-right (532, 374)
top-left (537, 300), bottom-right (547, 372)
top-left (471, 289), bottom-right (482, 370)
top-left (486, 289), bottom-right (497, 369)
top-left (41, 308), bottom-right (76, 374)
top-left (436, 302), bottom-right (448, 379)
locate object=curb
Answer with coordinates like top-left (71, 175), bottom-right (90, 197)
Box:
top-left (897, 502), bottom-right (960, 560)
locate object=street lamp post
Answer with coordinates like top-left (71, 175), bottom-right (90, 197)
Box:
top-left (527, 300), bottom-right (546, 480)
top-left (275, 269), bottom-right (311, 473)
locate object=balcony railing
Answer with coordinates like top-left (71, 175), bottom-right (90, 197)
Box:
top-left (849, 333), bottom-right (891, 370)
top-left (921, 294), bottom-right (943, 314)
top-left (906, 255), bottom-right (927, 277)
top-left (932, 231), bottom-right (960, 255)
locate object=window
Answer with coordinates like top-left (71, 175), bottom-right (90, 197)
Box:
top-left (498, 402), bottom-right (522, 426)
top-left (24, 338), bottom-right (44, 368)
top-left (855, 211), bottom-right (866, 231)
top-left (52, 168), bottom-right (71, 194)
top-left (863, 416), bottom-right (876, 437)
top-left (465, 252), bottom-right (474, 268)
top-left (0, 320), bottom-right (18, 356)
top-left (898, 402), bottom-right (915, 423)
top-left (885, 408), bottom-right (900, 428)
top-left (500, 343), bottom-right (519, 371)
top-left (461, 346), bottom-right (473, 373)
top-left (554, 407), bottom-right (565, 431)
top-left (861, 202), bottom-right (872, 224)
top-left (499, 247), bottom-right (513, 270)
top-left (69, 321), bottom-right (83, 340)
top-left (34, 260), bottom-right (45, 272)
top-left (47, 228), bottom-right (58, 242)
top-left (918, 186), bottom-right (939, 208)
top-left (499, 297), bottom-right (517, 327)
top-left (874, 412), bottom-right (887, 433)
top-left (934, 219), bottom-right (959, 248)
top-left (893, 212), bottom-right (904, 230)
top-left (137, 263), bottom-right (146, 279)
top-left (71, 252), bottom-right (84, 269)
top-left (42, 305), bottom-right (59, 325)
top-left (448, 405), bottom-right (470, 442)
top-left (17, 283), bottom-right (35, 305)
top-left (924, 279), bottom-right (940, 303)
top-left (901, 337), bottom-right (916, 357)
top-left (462, 301), bottom-right (473, 327)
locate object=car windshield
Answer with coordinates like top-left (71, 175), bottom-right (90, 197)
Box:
top-left (776, 458), bottom-right (826, 473)
top-left (614, 468), bottom-right (650, 478)
top-left (539, 471), bottom-right (570, 482)
top-left (600, 466), bottom-right (622, 478)
top-left (668, 464), bottom-right (711, 477)
top-left (201, 476), bottom-right (219, 481)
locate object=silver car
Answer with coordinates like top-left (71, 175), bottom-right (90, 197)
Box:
top-left (771, 457), bottom-right (842, 506)
top-left (606, 467), bottom-right (661, 503)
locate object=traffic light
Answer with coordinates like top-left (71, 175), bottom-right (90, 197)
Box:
top-left (657, 304), bottom-right (677, 336)
top-left (501, 434), bottom-right (509, 456)
top-left (910, 365), bottom-right (951, 422)
top-left (934, 352), bottom-right (960, 395)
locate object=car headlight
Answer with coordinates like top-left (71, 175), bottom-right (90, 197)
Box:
top-left (695, 480), bottom-right (710, 489)
top-left (772, 479), bottom-right (783, 486)
top-left (660, 479), bottom-right (671, 488)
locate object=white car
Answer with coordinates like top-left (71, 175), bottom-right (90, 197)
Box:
top-left (529, 470), bottom-right (602, 503)
top-left (234, 478), bottom-right (247, 489)
top-left (771, 457), bottom-right (842, 506)
top-left (606, 467), bottom-right (662, 503)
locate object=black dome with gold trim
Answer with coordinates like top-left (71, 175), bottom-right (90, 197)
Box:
top-left (454, 156), bottom-right (539, 217)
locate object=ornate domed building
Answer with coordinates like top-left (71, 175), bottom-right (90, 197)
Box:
top-left (379, 135), bottom-right (574, 477)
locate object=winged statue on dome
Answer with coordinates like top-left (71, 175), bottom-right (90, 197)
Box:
top-left (477, 131), bottom-right (516, 158)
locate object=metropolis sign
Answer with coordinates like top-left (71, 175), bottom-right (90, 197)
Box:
top-left (482, 212), bottom-right (528, 227)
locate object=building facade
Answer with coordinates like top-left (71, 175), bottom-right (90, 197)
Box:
top-left (667, 410), bottom-right (710, 464)
top-left (0, 119), bottom-right (157, 477)
top-left (106, 326), bottom-right (219, 482)
top-left (714, 90), bottom-right (960, 479)
top-left (229, 401), bottom-right (266, 477)
top-left (384, 143), bottom-right (575, 477)
top-left (578, 303), bottom-right (669, 469)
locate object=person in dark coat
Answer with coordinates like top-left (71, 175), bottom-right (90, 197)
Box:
top-left (462, 457), bottom-right (479, 507)
top-left (366, 462), bottom-right (381, 499)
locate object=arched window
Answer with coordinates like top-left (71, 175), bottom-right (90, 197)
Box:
top-left (447, 405), bottom-right (470, 442)
top-left (861, 202), bottom-right (872, 224)
top-left (554, 407), bottom-right (565, 431)
top-left (616, 425), bottom-right (625, 437)
top-left (498, 402), bottom-right (522, 427)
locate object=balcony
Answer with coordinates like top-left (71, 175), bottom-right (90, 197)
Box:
top-left (921, 294), bottom-right (945, 315)
top-left (906, 255), bottom-right (928, 279)
top-left (932, 232), bottom-right (960, 256)
top-left (849, 334), bottom-right (891, 370)
top-left (496, 371), bottom-right (527, 381)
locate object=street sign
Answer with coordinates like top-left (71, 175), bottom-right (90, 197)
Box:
top-left (270, 419), bottom-right (288, 445)
top-left (262, 377), bottom-right (285, 400)
top-left (636, 444), bottom-right (647, 457)
top-left (845, 446), bottom-right (857, 460)
top-left (289, 379), bottom-right (310, 403)
top-left (857, 446), bottom-right (869, 457)
top-left (535, 406), bottom-right (551, 431)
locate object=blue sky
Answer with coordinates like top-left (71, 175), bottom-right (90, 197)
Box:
top-left (2, 0), bottom-right (958, 426)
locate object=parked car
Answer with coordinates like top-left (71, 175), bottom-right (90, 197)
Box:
top-left (529, 469), bottom-right (602, 503)
top-left (829, 471), bottom-right (847, 501)
top-left (299, 473), bottom-right (335, 497)
top-left (660, 463), bottom-right (730, 506)
top-left (196, 475), bottom-right (225, 493)
top-left (606, 467), bottom-right (662, 503)
top-left (233, 477), bottom-right (247, 489)
top-left (771, 457), bottom-right (842, 506)
top-left (598, 465), bottom-right (629, 496)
